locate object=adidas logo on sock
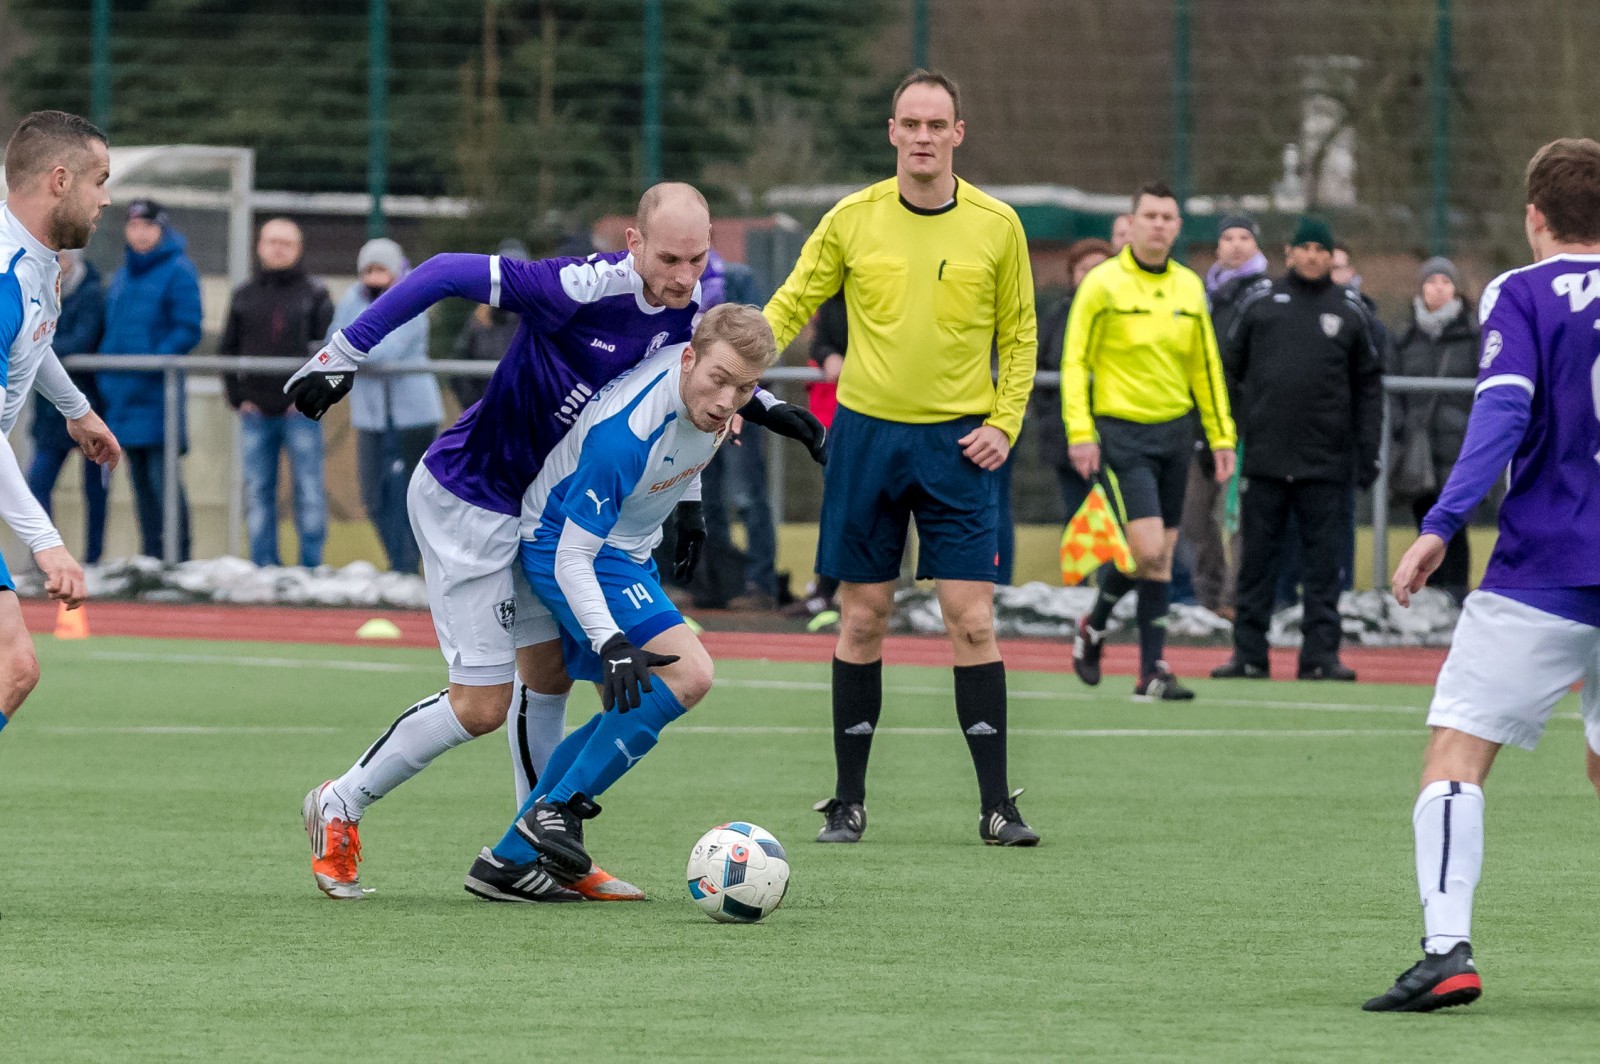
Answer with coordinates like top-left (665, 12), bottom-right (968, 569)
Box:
top-left (843, 721), bottom-right (874, 736)
top-left (965, 721), bottom-right (998, 736)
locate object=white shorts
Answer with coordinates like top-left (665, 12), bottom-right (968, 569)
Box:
top-left (1428, 590), bottom-right (1600, 752)
top-left (408, 464), bottom-right (559, 686)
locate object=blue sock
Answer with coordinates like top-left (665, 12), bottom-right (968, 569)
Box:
top-left (492, 712), bottom-right (603, 864)
top-left (0, 710), bottom-right (8, 737)
top-left (543, 682), bottom-right (687, 803)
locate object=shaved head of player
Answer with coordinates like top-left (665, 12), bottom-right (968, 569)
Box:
top-left (627, 182), bottom-right (710, 310)
top-left (3, 109), bottom-right (111, 251)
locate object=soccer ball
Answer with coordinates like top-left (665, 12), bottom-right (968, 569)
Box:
top-left (685, 822), bottom-right (790, 923)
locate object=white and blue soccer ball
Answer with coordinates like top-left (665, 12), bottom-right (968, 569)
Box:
top-left (686, 822), bottom-right (790, 923)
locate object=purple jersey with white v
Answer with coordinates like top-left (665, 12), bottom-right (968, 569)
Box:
top-left (344, 250), bottom-right (699, 516)
top-left (1423, 255), bottom-right (1600, 592)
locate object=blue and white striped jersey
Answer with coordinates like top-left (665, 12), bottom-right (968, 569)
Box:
top-left (519, 343), bottom-right (728, 558)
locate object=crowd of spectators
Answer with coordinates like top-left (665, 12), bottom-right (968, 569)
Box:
top-left (27, 204), bottom-right (1485, 624)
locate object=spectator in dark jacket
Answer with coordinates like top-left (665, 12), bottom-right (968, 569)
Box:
top-left (98, 198), bottom-right (202, 560)
top-left (26, 249), bottom-right (107, 563)
top-left (1390, 256), bottom-right (1480, 603)
top-left (1212, 217), bottom-right (1382, 682)
top-left (1179, 216), bottom-right (1269, 617)
top-left (219, 218), bottom-right (335, 568)
top-left (1032, 238), bottom-right (1113, 520)
top-left (449, 238), bottom-right (528, 409)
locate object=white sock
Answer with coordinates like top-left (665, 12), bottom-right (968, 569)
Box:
top-left (507, 681), bottom-right (570, 808)
top-left (328, 691), bottom-right (472, 819)
top-left (1413, 780), bottom-right (1484, 954)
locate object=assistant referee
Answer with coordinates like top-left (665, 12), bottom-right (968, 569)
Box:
top-left (1062, 182), bottom-right (1236, 701)
top-left (764, 69), bottom-right (1039, 848)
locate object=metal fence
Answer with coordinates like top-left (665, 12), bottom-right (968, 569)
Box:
top-left (57, 354), bottom-right (1481, 589)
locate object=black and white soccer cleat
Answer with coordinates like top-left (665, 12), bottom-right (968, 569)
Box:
top-left (463, 847), bottom-right (583, 903)
top-left (513, 793), bottom-right (601, 879)
top-left (813, 797), bottom-right (866, 843)
top-left (980, 788), bottom-right (1040, 847)
top-left (1362, 941), bottom-right (1482, 1012)
top-left (1133, 662), bottom-right (1195, 702)
top-left (1072, 617), bottom-right (1105, 687)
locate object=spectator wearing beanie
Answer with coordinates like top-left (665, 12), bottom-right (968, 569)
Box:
top-left (1212, 216), bottom-right (1382, 682)
top-left (1388, 255), bottom-right (1480, 604)
top-left (99, 198), bottom-right (202, 561)
top-left (326, 237), bottom-right (443, 574)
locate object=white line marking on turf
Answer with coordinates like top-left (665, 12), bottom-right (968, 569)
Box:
top-left (36, 726), bottom-right (341, 735)
top-left (83, 651), bottom-right (1433, 714)
top-left (672, 726), bottom-right (1417, 739)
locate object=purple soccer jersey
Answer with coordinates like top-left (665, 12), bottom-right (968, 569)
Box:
top-left (1422, 254), bottom-right (1600, 618)
top-left (342, 250), bottom-right (700, 516)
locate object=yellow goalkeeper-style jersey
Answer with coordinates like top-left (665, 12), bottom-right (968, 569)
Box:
top-left (763, 177), bottom-right (1037, 443)
top-left (1060, 245), bottom-right (1235, 448)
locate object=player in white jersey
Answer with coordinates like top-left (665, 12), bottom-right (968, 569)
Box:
top-left (462, 303), bottom-right (775, 901)
top-left (1364, 139), bottom-right (1600, 1012)
top-left (0, 111), bottom-right (121, 743)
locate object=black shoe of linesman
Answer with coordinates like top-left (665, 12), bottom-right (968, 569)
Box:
top-left (1210, 659), bottom-right (1270, 680)
top-left (1133, 662), bottom-right (1195, 702)
top-left (1362, 941), bottom-right (1482, 1012)
top-left (1073, 617), bottom-right (1105, 687)
top-left (980, 788), bottom-right (1040, 847)
top-left (813, 797), bottom-right (866, 843)
top-left (1299, 661), bottom-right (1358, 682)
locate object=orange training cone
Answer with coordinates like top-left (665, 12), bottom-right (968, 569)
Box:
top-left (54, 601), bottom-right (89, 640)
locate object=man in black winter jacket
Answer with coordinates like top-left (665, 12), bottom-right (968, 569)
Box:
top-left (219, 218), bottom-right (335, 568)
top-left (1212, 217), bottom-right (1382, 681)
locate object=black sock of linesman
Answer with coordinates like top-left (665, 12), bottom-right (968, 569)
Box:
top-left (831, 657), bottom-right (883, 805)
top-left (954, 661), bottom-right (1009, 810)
top-left (1087, 564), bottom-right (1136, 631)
top-left (1135, 578), bottom-right (1171, 676)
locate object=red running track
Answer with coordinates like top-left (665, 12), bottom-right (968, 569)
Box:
top-left (21, 599), bottom-right (1451, 686)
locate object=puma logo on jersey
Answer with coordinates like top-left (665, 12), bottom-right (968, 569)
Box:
top-left (1552, 269), bottom-right (1600, 313)
top-left (585, 489), bottom-right (609, 514)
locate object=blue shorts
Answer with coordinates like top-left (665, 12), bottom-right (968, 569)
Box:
top-left (519, 536), bottom-right (685, 684)
top-left (0, 551), bottom-right (13, 592)
top-left (817, 407), bottom-right (999, 584)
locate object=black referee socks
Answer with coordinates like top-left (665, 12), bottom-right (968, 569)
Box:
top-left (1135, 578), bottom-right (1171, 676)
top-left (955, 660), bottom-right (1009, 810)
top-left (1088, 566), bottom-right (1136, 630)
top-left (831, 657), bottom-right (883, 804)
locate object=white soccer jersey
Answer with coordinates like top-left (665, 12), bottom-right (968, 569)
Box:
top-left (519, 343), bottom-right (725, 558)
top-left (0, 205), bottom-right (90, 551)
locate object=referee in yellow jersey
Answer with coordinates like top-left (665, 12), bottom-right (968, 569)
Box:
top-left (1063, 183), bottom-right (1236, 701)
top-left (764, 70), bottom-right (1039, 847)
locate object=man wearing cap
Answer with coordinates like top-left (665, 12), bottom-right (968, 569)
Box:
top-left (325, 237), bottom-right (443, 575)
top-left (99, 197), bottom-right (202, 560)
top-left (1211, 216), bottom-right (1383, 681)
top-left (1182, 214), bottom-right (1270, 619)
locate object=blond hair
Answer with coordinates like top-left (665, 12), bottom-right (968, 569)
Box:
top-left (691, 303), bottom-right (779, 371)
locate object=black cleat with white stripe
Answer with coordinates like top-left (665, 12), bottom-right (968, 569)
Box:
top-left (981, 788), bottom-right (1040, 846)
top-left (513, 794), bottom-right (601, 879)
top-left (814, 797), bottom-right (866, 843)
top-left (463, 848), bottom-right (583, 903)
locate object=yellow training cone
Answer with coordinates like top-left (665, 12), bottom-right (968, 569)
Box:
top-left (357, 617), bottom-right (403, 640)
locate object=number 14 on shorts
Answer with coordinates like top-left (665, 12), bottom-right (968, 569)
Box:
top-left (621, 582), bottom-right (655, 610)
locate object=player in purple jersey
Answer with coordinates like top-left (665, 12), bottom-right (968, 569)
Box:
top-left (288, 184), bottom-right (826, 902)
top-left (1364, 140), bottom-right (1600, 1012)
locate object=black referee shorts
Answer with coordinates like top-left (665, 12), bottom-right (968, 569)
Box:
top-left (1096, 414), bottom-right (1193, 528)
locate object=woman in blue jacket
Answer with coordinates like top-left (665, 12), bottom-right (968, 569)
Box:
top-left (98, 199), bottom-right (202, 560)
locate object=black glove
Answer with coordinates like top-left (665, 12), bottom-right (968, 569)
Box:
top-left (286, 370), bottom-right (355, 421)
top-left (672, 500), bottom-right (706, 584)
top-left (739, 397), bottom-right (827, 465)
top-left (599, 633), bottom-right (680, 712)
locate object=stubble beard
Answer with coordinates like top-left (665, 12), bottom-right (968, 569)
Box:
top-left (47, 202), bottom-right (93, 251)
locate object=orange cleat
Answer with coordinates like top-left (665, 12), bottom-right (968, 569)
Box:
top-left (302, 782), bottom-right (365, 900)
top-left (564, 863), bottom-right (647, 901)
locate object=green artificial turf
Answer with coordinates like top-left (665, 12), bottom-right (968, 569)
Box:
top-left (2, 636), bottom-right (1598, 1061)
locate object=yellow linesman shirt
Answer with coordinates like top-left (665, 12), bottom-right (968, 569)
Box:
top-left (764, 177), bottom-right (1037, 443)
top-left (1060, 245), bottom-right (1235, 449)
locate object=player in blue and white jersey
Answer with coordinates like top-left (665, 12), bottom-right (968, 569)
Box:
top-left (0, 112), bottom-right (122, 743)
top-left (463, 303), bottom-right (776, 900)
top-left (1364, 139), bottom-right (1600, 1012)
top-left (294, 184), bottom-right (825, 901)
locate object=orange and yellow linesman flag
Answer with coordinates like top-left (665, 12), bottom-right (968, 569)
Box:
top-left (1059, 477), bottom-right (1135, 586)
